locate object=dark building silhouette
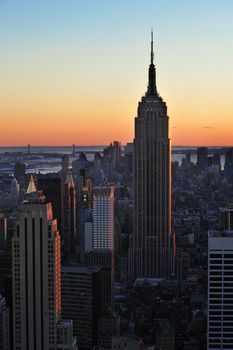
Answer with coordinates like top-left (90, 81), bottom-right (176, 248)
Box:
top-left (129, 32), bottom-right (173, 280)
top-left (225, 148), bottom-right (233, 166)
top-left (212, 153), bottom-right (221, 167)
top-left (0, 293), bottom-right (10, 350)
top-left (38, 177), bottom-right (62, 233)
top-left (85, 249), bottom-right (113, 316)
top-left (197, 147), bottom-right (208, 170)
top-left (0, 214), bottom-right (7, 250)
top-left (13, 162), bottom-right (26, 184)
top-left (63, 168), bottom-right (77, 258)
top-left (112, 141), bottom-right (122, 170)
top-left (219, 207), bottom-right (233, 231)
top-left (61, 265), bottom-right (102, 350)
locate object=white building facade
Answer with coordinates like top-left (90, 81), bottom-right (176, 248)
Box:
top-left (93, 187), bottom-right (114, 251)
top-left (208, 231), bottom-right (233, 349)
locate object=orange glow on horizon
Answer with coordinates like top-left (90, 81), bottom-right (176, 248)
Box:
top-left (1, 63), bottom-right (232, 147)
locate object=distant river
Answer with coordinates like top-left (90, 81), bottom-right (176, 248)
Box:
top-left (0, 145), bottom-right (226, 174)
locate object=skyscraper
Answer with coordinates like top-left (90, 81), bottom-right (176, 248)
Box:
top-left (0, 293), bottom-right (10, 350)
top-left (12, 180), bottom-right (76, 350)
top-left (129, 32), bottom-right (173, 280)
top-left (86, 249), bottom-right (113, 315)
top-left (61, 265), bottom-right (102, 350)
top-left (13, 162), bottom-right (26, 184)
top-left (197, 147), bottom-right (208, 170)
top-left (0, 214), bottom-right (7, 250)
top-left (63, 168), bottom-right (77, 259)
top-left (61, 155), bottom-right (71, 181)
top-left (38, 177), bottom-right (63, 234)
top-left (208, 230), bottom-right (233, 349)
top-left (219, 207), bottom-right (233, 231)
top-left (93, 187), bottom-right (114, 251)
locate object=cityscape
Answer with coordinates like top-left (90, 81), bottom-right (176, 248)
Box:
top-left (0, 1), bottom-right (233, 350)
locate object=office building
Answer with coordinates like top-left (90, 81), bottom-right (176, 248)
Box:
top-left (112, 141), bottom-right (122, 170)
top-left (219, 207), bottom-right (233, 231)
top-left (93, 187), bottom-right (114, 251)
top-left (61, 265), bottom-right (102, 350)
top-left (207, 230), bottom-right (233, 349)
top-left (12, 180), bottom-right (76, 350)
top-left (129, 32), bottom-right (173, 280)
top-left (63, 168), bottom-right (77, 258)
top-left (57, 320), bottom-right (77, 350)
top-left (0, 214), bottom-right (7, 250)
top-left (225, 148), bottom-right (233, 167)
top-left (38, 177), bottom-right (63, 233)
top-left (197, 147), bottom-right (208, 170)
top-left (13, 162), bottom-right (26, 184)
top-left (61, 155), bottom-right (71, 181)
top-left (0, 293), bottom-right (10, 350)
top-left (86, 249), bottom-right (113, 315)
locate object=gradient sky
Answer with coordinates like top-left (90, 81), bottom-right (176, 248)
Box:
top-left (0, 0), bottom-right (232, 146)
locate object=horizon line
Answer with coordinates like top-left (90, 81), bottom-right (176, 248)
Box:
top-left (0, 145), bottom-right (233, 148)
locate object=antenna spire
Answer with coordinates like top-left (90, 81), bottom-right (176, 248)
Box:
top-left (151, 28), bottom-right (154, 64)
top-left (147, 29), bottom-right (157, 96)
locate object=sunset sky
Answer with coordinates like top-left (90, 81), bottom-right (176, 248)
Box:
top-left (0, 0), bottom-right (232, 146)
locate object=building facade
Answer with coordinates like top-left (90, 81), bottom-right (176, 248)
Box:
top-left (86, 249), bottom-right (113, 315)
top-left (38, 177), bottom-right (63, 234)
top-left (61, 265), bottom-right (102, 350)
top-left (0, 293), bottom-right (10, 350)
top-left (0, 214), bottom-right (7, 250)
top-left (93, 187), bottom-right (114, 251)
top-left (208, 231), bottom-right (233, 349)
top-left (12, 187), bottom-right (76, 350)
top-left (63, 169), bottom-right (77, 259)
top-left (129, 33), bottom-right (173, 280)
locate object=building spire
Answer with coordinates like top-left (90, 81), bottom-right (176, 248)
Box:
top-left (147, 30), bottom-right (157, 96)
top-left (26, 175), bottom-right (37, 194)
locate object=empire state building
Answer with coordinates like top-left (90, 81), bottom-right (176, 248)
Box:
top-left (129, 33), bottom-right (173, 280)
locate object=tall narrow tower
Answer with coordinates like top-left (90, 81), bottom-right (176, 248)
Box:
top-left (12, 190), bottom-right (61, 349)
top-left (12, 180), bottom-right (77, 350)
top-left (129, 32), bottom-right (173, 280)
top-left (63, 167), bottom-right (77, 259)
top-left (93, 186), bottom-right (114, 251)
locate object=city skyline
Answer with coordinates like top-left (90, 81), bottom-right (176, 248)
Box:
top-left (1, 2), bottom-right (233, 348)
top-left (0, 0), bottom-right (233, 146)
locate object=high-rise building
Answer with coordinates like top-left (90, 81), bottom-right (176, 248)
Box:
top-left (86, 249), bottom-right (113, 315)
top-left (207, 230), bottom-right (233, 349)
top-left (93, 187), bottom-right (114, 251)
top-left (0, 214), bottom-right (7, 250)
top-left (225, 148), bottom-right (233, 167)
top-left (112, 141), bottom-right (122, 170)
top-left (12, 181), bottom-right (76, 350)
top-left (0, 293), bottom-right (10, 350)
top-left (13, 162), bottom-right (26, 184)
top-left (219, 207), bottom-right (233, 231)
top-left (61, 155), bottom-right (71, 181)
top-left (77, 180), bottom-right (92, 262)
top-left (38, 177), bottom-right (63, 233)
top-left (63, 168), bottom-right (77, 259)
top-left (129, 33), bottom-right (173, 280)
top-left (197, 147), bottom-right (208, 170)
top-left (61, 265), bottom-right (102, 350)
top-left (57, 320), bottom-right (77, 350)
